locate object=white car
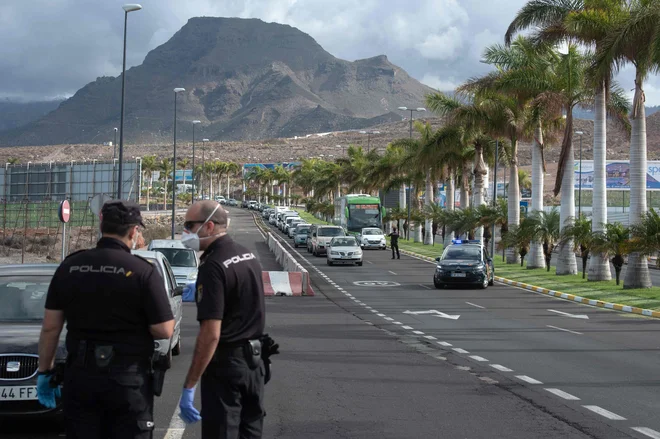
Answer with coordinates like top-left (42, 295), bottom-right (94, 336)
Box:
top-left (269, 213), bottom-right (277, 225)
top-left (132, 250), bottom-right (184, 358)
top-left (358, 227), bottom-right (387, 250)
top-left (287, 218), bottom-right (305, 237)
top-left (327, 236), bottom-right (363, 266)
top-left (311, 225), bottom-right (346, 256)
top-left (147, 239), bottom-right (200, 286)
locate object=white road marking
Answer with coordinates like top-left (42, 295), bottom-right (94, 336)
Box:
top-left (515, 375), bottom-right (543, 385)
top-left (365, 307), bottom-right (372, 310)
top-left (419, 284), bottom-right (432, 290)
top-left (453, 348), bottom-right (469, 354)
top-left (490, 364), bottom-right (513, 372)
top-left (424, 335), bottom-right (437, 340)
top-left (547, 325), bottom-right (583, 335)
top-left (370, 310), bottom-right (378, 313)
top-left (377, 313), bottom-right (386, 317)
top-left (465, 302), bottom-right (485, 309)
top-left (479, 377), bottom-right (499, 384)
top-left (402, 325), bottom-right (413, 330)
top-left (469, 355), bottom-right (489, 362)
top-left (403, 309), bottom-right (460, 320)
top-left (544, 388), bottom-right (580, 401)
top-left (163, 407), bottom-right (186, 439)
top-left (437, 341), bottom-right (452, 347)
top-left (632, 427), bottom-right (660, 439)
top-left (412, 330), bottom-right (425, 335)
top-left (583, 405), bottom-right (626, 421)
top-left (394, 322), bottom-right (403, 325)
top-left (366, 261), bottom-right (373, 264)
top-left (388, 270), bottom-right (397, 275)
top-left (384, 317), bottom-right (394, 321)
top-left (548, 309), bottom-right (589, 319)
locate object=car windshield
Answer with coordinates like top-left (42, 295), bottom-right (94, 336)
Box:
top-left (319, 227), bottom-right (343, 237)
top-left (0, 275), bottom-right (52, 321)
top-left (442, 246), bottom-right (481, 261)
top-left (332, 238), bottom-right (358, 246)
top-left (363, 228), bottom-right (383, 235)
top-left (152, 248), bottom-right (196, 267)
top-left (296, 226), bottom-right (310, 234)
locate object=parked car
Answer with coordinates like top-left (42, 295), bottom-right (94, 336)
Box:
top-left (309, 225), bottom-right (345, 256)
top-left (248, 201), bottom-right (258, 210)
top-left (327, 236), bottom-right (363, 266)
top-left (283, 216), bottom-right (302, 234)
top-left (293, 224), bottom-right (311, 248)
top-left (0, 264), bottom-right (65, 417)
top-left (269, 213), bottom-right (277, 225)
top-left (357, 227), bottom-right (387, 250)
top-left (216, 196), bottom-right (226, 204)
top-left (228, 198), bottom-right (238, 206)
top-left (242, 200), bottom-right (249, 208)
top-left (147, 239), bottom-right (200, 286)
top-left (287, 218), bottom-right (305, 237)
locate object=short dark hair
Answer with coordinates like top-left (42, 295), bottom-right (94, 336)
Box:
top-left (101, 221), bottom-right (134, 237)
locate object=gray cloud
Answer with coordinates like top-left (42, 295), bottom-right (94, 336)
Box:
top-left (1, 0), bottom-right (657, 105)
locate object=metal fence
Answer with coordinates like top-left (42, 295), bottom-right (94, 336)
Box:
top-left (0, 159), bottom-right (142, 262)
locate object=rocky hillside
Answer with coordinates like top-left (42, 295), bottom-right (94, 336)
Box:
top-left (0, 17), bottom-right (433, 146)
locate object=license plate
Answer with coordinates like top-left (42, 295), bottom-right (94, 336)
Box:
top-left (342, 256), bottom-right (351, 259)
top-left (451, 272), bottom-right (466, 278)
top-left (0, 386), bottom-right (38, 401)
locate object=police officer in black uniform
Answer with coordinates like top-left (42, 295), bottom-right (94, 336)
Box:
top-left (178, 200), bottom-right (266, 439)
top-left (37, 200), bottom-right (175, 439)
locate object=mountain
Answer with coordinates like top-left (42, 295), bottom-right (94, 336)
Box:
top-left (0, 100), bottom-right (63, 131)
top-left (0, 17), bottom-right (434, 147)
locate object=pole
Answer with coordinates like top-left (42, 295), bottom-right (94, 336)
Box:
top-left (367, 133), bottom-right (371, 152)
top-left (407, 109), bottom-right (413, 240)
top-left (61, 222), bottom-right (66, 262)
top-left (117, 11), bottom-right (128, 200)
top-left (202, 144), bottom-right (206, 199)
top-left (113, 129), bottom-right (117, 160)
top-left (172, 92), bottom-right (177, 239)
top-left (578, 134), bottom-right (583, 217)
top-left (192, 123), bottom-right (196, 203)
top-left (491, 140), bottom-right (499, 256)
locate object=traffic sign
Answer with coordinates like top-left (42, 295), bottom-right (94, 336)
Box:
top-left (58, 200), bottom-right (70, 223)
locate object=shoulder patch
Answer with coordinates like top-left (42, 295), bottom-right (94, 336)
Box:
top-left (132, 254), bottom-right (155, 266)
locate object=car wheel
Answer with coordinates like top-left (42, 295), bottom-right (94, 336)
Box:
top-left (434, 281), bottom-right (444, 289)
top-left (357, 262), bottom-right (363, 266)
top-left (480, 276), bottom-right (488, 289)
top-left (172, 337), bottom-right (181, 356)
top-left (327, 260), bottom-right (333, 266)
top-left (488, 275), bottom-right (494, 286)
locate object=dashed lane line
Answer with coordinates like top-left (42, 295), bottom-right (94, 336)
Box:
top-left (437, 341), bottom-right (452, 347)
top-left (515, 375), bottom-right (543, 385)
top-left (163, 407), bottom-right (186, 439)
top-left (419, 284), bottom-right (432, 290)
top-left (490, 364), bottom-right (513, 372)
top-left (388, 270), bottom-right (397, 275)
top-left (453, 348), bottom-right (470, 354)
top-left (582, 405), bottom-right (627, 421)
top-left (632, 427), bottom-right (660, 439)
top-left (544, 388), bottom-right (580, 401)
top-left (547, 325), bottom-right (583, 335)
top-left (469, 355), bottom-right (489, 362)
top-left (402, 326), bottom-right (413, 330)
top-left (412, 330), bottom-right (425, 335)
top-left (465, 302), bottom-right (485, 309)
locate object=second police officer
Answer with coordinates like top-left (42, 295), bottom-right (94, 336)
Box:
top-left (36, 200), bottom-right (175, 439)
top-left (178, 200), bottom-right (272, 439)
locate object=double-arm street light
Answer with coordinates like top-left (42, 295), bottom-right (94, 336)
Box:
top-left (191, 120), bottom-right (201, 202)
top-left (172, 87), bottom-right (185, 239)
top-left (202, 139), bottom-right (209, 199)
top-left (117, 3), bottom-right (142, 200)
top-left (359, 130), bottom-right (380, 152)
top-left (575, 130), bottom-right (584, 217)
top-left (113, 127), bottom-right (118, 159)
top-left (397, 106), bottom-right (426, 240)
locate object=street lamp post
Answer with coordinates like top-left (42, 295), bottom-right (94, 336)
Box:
top-left (172, 87), bottom-right (185, 239)
top-left (201, 139), bottom-right (209, 199)
top-left (397, 106), bottom-right (426, 240)
top-left (113, 128), bottom-right (118, 159)
top-left (359, 130), bottom-right (381, 152)
top-left (191, 120), bottom-right (201, 202)
top-left (576, 130), bottom-right (584, 217)
top-left (117, 3), bottom-right (142, 200)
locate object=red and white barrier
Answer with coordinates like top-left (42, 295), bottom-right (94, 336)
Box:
top-left (263, 271), bottom-right (314, 296)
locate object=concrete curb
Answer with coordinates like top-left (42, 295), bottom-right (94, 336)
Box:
top-left (397, 245), bottom-right (660, 320)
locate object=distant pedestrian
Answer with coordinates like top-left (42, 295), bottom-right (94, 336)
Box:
top-left (389, 227), bottom-right (400, 259)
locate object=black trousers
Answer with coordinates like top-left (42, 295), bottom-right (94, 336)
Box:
top-left (201, 347), bottom-right (266, 439)
top-left (63, 362), bottom-right (154, 439)
top-left (391, 243), bottom-right (400, 259)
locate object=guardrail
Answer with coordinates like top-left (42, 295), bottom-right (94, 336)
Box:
top-left (265, 232), bottom-right (313, 295)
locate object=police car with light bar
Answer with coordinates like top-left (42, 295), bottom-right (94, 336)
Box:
top-left (433, 239), bottom-right (494, 289)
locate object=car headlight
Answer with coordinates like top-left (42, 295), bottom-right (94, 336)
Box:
top-left (355, 250), bottom-right (363, 256)
top-left (330, 251), bottom-right (340, 255)
top-left (187, 272), bottom-right (198, 280)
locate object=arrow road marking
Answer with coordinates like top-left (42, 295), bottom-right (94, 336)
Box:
top-left (403, 310), bottom-right (460, 320)
top-left (548, 309), bottom-right (589, 319)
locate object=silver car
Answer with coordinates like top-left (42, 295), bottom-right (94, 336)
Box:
top-left (327, 236), bottom-right (363, 266)
top-left (148, 239), bottom-right (199, 286)
top-left (132, 250), bottom-right (184, 359)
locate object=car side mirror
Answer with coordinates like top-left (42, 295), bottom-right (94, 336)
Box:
top-left (435, 257), bottom-right (441, 262)
top-left (173, 286), bottom-right (184, 297)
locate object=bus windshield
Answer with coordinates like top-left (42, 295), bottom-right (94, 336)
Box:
top-left (348, 204), bottom-right (381, 230)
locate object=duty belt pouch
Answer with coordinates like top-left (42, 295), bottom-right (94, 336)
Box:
top-left (94, 345), bottom-right (115, 368)
top-left (245, 340), bottom-right (261, 370)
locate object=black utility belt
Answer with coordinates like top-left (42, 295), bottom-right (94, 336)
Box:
top-left (68, 341), bottom-right (151, 369)
top-left (213, 339), bottom-right (262, 369)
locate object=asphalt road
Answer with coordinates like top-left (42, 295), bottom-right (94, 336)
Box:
top-left (5, 206), bottom-right (660, 438)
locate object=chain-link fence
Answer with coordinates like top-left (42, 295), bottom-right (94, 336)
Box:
top-left (0, 159), bottom-right (142, 263)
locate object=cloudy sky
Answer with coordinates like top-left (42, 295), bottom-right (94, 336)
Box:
top-left (1, 0), bottom-right (658, 105)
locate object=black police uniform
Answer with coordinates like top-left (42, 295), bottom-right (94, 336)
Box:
top-left (44, 237), bottom-right (173, 439)
top-left (195, 234), bottom-right (266, 439)
top-left (389, 229), bottom-right (400, 259)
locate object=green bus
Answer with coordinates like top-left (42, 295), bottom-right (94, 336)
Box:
top-left (333, 194), bottom-right (384, 234)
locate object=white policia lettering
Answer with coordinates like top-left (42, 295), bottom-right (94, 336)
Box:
top-left (222, 253), bottom-right (256, 268)
top-left (69, 265), bottom-right (127, 275)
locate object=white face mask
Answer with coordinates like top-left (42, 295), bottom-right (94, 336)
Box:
top-left (181, 204), bottom-right (224, 251)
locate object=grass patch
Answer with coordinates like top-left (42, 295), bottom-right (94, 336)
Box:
top-left (493, 259), bottom-right (660, 311)
top-left (293, 209), bottom-right (329, 225)
top-left (394, 238), bottom-right (444, 259)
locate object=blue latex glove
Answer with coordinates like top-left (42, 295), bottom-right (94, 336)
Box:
top-left (36, 372), bottom-right (61, 409)
top-left (179, 387), bottom-right (201, 424)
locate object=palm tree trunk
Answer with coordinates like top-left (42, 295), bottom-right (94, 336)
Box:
top-left (146, 174), bottom-right (151, 211)
top-left (444, 173), bottom-right (455, 247)
top-left (400, 183), bottom-right (407, 213)
top-left (163, 177), bottom-right (168, 211)
top-left (506, 141), bottom-right (521, 264)
top-left (624, 76), bottom-right (652, 289)
top-left (556, 120), bottom-right (578, 275)
top-left (460, 162), bottom-right (470, 210)
top-left (424, 170), bottom-right (433, 245)
top-left (528, 123), bottom-right (545, 269)
top-left (588, 84), bottom-right (612, 281)
top-left (473, 147), bottom-right (487, 242)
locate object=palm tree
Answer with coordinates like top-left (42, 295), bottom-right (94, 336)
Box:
top-left (141, 155), bottom-right (157, 211)
top-left (524, 207), bottom-right (561, 271)
top-left (592, 222), bottom-right (630, 286)
top-left (596, 0), bottom-right (657, 288)
top-left (500, 224), bottom-right (532, 267)
top-left (628, 209), bottom-right (660, 287)
top-left (7, 157), bottom-right (19, 165)
top-left (506, 0), bottom-right (629, 280)
top-left (560, 214), bottom-right (594, 279)
top-left (477, 200), bottom-right (508, 257)
top-left (225, 162), bottom-right (241, 199)
top-left (159, 158), bottom-right (173, 210)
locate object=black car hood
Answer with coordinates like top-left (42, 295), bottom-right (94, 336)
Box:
top-left (438, 259), bottom-right (482, 269)
top-left (0, 323), bottom-right (67, 358)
